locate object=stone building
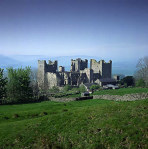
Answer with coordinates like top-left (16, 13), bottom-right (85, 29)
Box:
top-left (37, 58), bottom-right (115, 89)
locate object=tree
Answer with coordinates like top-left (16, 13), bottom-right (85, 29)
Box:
top-left (135, 56), bottom-right (148, 86)
top-left (136, 79), bottom-right (145, 87)
top-left (120, 76), bottom-right (135, 87)
top-left (30, 68), bottom-right (39, 99)
top-left (0, 68), bottom-right (7, 102)
top-left (6, 67), bottom-right (33, 103)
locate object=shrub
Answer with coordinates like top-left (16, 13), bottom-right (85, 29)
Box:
top-left (49, 86), bottom-right (59, 93)
top-left (136, 79), bottom-right (145, 87)
top-left (63, 85), bottom-right (72, 92)
top-left (90, 85), bottom-right (100, 90)
top-left (79, 84), bottom-right (87, 93)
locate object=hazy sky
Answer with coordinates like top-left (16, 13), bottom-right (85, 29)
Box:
top-left (0, 0), bottom-right (148, 61)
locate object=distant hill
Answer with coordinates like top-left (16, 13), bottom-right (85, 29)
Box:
top-left (0, 55), bottom-right (19, 68)
top-left (0, 55), bottom-right (137, 76)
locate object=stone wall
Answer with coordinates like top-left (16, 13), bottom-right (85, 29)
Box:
top-left (102, 60), bottom-right (112, 78)
top-left (71, 58), bottom-right (88, 72)
top-left (90, 59), bottom-right (112, 79)
top-left (46, 72), bottom-right (60, 88)
top-left (38, 60), bottom-right (46, 89)
top-left (47, 93), bottom-right (148, 102)
top-left (49, 97), bottom-right (76, 102)
top-left (93, 93), bottom-right (148, 101)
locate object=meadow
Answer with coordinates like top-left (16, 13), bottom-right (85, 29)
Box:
top-left (0, 92), bottom-right (148, 149)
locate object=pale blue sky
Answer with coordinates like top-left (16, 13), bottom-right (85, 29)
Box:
top-left (0, 0), bottom-right (148, 61)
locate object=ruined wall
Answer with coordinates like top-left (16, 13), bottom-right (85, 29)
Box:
top-left (101, 60), bottom-right (112, 78)
top-left (90, 59), bottom-right (112, 79)
top-left (46, 72), bottom-right (60, 88)
top-left (38, 58), bottom-right (113, 89)
top-left (59, 66), bottom-right (65, 72)
top-left (38, 60), bottom-right (58, 89)
top-left (64, 72), bottom-right (70, 85)
top-left (71, 58), bottom-right (88, 72)
top-left (70, 72), bottom-right (80, 85)
top-left (80, 59), bottom-right (88, 70)
top-left (37, 60), bottom-right (46, 89)
top-left (80, 68), bottom-right (93, 83)
top-left (90, 59), bottom-right (102, 73)
top-left (47, 60), bottom-right (57, 73)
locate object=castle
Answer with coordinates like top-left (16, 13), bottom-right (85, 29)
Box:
top-left (37, 58), bottom-right (115, 89)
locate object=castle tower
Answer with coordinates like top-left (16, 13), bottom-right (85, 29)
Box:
top-left (37, 60), bottom-right (47, 89)
top-left (71, 58), bottom-right (88, 72)
top-left (90, 59), bottom-right (112, 79)
top-left (59, 66), bottom-right (65, 72)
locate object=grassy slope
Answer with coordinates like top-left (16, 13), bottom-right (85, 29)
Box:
top-left (93, 87), bottom-right (148, 96)
top-left (0, 99), bottom-right (148, 149)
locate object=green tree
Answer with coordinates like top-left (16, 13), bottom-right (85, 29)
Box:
top-left (120, 76), bottom-right (135, 87)
top-left (136, 79), bottom-right (145, 87)
top-left (0, 68), bottom-right (7, 102)
top-left (6, 67), bottom-right (33, 103)
top-left (135, 56), bottom-right (148, 86)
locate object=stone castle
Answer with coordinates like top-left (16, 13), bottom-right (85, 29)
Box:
top-left (37, 58), bottom-right (115, 89)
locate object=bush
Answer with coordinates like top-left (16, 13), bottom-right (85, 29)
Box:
top-left (49, 86), bottom-right (59, 93)
top-left (63, 85), bottom-right (72, 92)
top-left (136, 79), bottom-right (145, 87)
top-left (79, 84), bottom-right (87, 93)
top-left (90, 85), bottom-right (100, 90)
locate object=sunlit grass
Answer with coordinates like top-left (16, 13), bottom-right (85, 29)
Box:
top-left (0, 98), bottom-right (148, 149)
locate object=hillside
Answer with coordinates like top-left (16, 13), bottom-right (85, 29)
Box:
top-left (0, 98), bottom-right (147, 149)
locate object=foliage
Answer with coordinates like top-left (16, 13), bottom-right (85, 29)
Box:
top-left (0, 99), bottom-right (147, 148)
top-left (90, 84), bottom-right (100, 90)
top-left (6, 67), bottom-right (33, 103)
top-left (136, 79), bottom-right (146, 87)
top-left (135, 56), bottom-right (148, 86)
top-left (49, 86), bottom-right (59, 93)
top-left (30, 69), bottom-right (39, 99)
top-left (63, 85), bottom-right (72, 92)
top-left (79, 84), bottom-right (87, 93)
top-left (0, 68), bottom-right (7, 101)
top-left (120, 76), bottom-right (135, 87)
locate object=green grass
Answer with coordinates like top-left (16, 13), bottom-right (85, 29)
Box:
top-left (0, 98), bottom-right (148, 149)
top-left (93, 87), bottom-right (148, 96)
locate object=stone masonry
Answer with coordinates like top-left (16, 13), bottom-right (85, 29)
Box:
top-left (37, 58), bottom-right (114, 89)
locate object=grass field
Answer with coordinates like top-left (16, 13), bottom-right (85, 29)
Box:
top-left (0, 97), bottom-right (148, 149)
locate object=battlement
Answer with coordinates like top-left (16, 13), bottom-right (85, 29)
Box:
top-left (71, 58), bottom-right (88, 72)
top-left (48, 60), bottom-right (57, 65)
top-left (59, 66), bottom-right (65, 72)
top-left (90, 59), bottom-right (112, 78)
top-left (37, 58), bottom-right (113, 89)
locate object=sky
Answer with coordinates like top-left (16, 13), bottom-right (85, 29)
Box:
top-left (0, 0), bottom-right (148, 61)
